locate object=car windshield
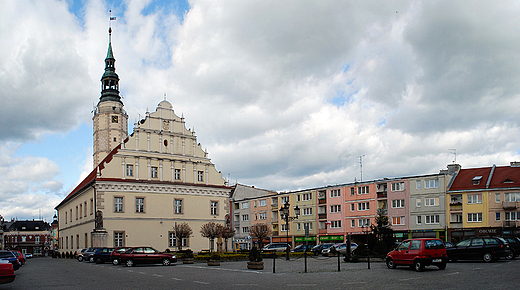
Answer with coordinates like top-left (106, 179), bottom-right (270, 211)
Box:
top-left (397, 240), bottom-right (411, 250)
top-left (456, 239), bottom-right (471, 247)
top-left (0, 252), bottom-right (14, 258)
top-left (424, 239), bottom-right (445, 249)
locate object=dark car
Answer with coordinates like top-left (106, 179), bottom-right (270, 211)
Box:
top-left (446, 236), bottom-right (510, 263)
top-left (119, 247), bottom-right (177, 267)
top-left (291, 244), bottom-right (312, 252)
top-left (0, 251), bottom-right (21, 271)
top-left (0, 260), bottom-right (15, 285)
top-left (92, 247), bottom-right (115, 264)
top-left (503, 237), bottom-right (520, 259)
top-left (111, 247), bottom-right (133, 265)
top-left (83, 247), bottom-right (102, 263)
top-left (386, 238), bottom-right (448, 272)
top-left (310, 243), bottom-right (334, 256)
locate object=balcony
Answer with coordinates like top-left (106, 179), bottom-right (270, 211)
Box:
top-left (503, 221), bottom-right (518, 228)
top-left (450, 203), bottom-right (462, 211)
top-left (377, 192), bottom-right (387, 199)
top-left (318, 213), bottom-right (327, 220)
top-left (503, 201), bottom-right (517, 210)
top-left (271, 203), bottom-right (278, 210)
top-left (318, 199), bottom-right (326, 204)
top-left (272, 231), bottom-right (279, 237)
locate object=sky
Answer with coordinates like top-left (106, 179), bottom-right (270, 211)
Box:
top-left (1, 0), bottom-right (520, 222)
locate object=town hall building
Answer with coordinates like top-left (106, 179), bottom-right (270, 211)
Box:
top-left (55, 27), bottom-right (230, 253)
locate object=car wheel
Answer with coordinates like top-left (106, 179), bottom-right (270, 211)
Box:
top-left (89, 256), bottom-right (94, 263)
top-left (414, 260), bottom-right (423, 272)
top-left (437, 262), bottom-right (447, 270)
top-left (386, 259), bottom-right (396, 269)
top-left (483, 252), bottom-right (493, 263)
top-left (126, 259), bottom-right (134, 267)
top-left (162, 258), bottom-right (171, 266)
top-left (95, 258), bottom-right (102, 264)
top-left (112, 259), bottom-right (119, 265)
top-left (77, 256), bottom-right (83, 262)
top-left (505, 251), bottom-right (515, 260)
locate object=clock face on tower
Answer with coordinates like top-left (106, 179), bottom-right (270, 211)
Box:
top-left (111, 115), bottom-right (119, 123)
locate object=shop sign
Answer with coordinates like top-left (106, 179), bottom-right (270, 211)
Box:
top-left (477, 228), bottom-right (499, 235)
top-left (319, 235), bottom-right (344, 241)
top-left (295, 236), bottom-right (316, 242)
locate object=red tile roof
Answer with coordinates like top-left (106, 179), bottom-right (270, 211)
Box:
top-left (449, 165), bottom-right (520, 191)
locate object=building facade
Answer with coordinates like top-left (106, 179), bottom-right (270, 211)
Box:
top-left (2, 220), bottom-right (52, 256)
top-left (55, 28), bottom-right (230, 254)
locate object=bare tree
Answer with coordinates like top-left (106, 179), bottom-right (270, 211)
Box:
top-left (249, 224), bottom-right (272, 250)
top-left (174, 222), bottom-right (193, 251)
top-left (200, 222), bottom-right (224, 252)
top-left (221, 226), bottom-right (236, 252)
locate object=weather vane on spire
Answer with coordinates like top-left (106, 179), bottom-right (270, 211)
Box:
top-left (109, 10), bottom-right (116, 34)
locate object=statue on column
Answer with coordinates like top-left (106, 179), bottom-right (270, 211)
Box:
top-left (95, 210), bottom-right (103, 229)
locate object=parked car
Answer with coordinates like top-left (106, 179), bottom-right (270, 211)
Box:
top-left (83, 247), bottom-right (102, 263)
top-left (502, 237), bottom-right (520, 260)
top-left (0, 251), bottom-right (21, 271)
top-left (320, 243), bottom-right (336, 256)
top-left (76, 248), bottom-right (87, 261)
top-left (25, 253), bottom-right (33, 259)
top-left (262, 243), bottom-right (291, 253)
top-left (291, 244), bottom-right (312, 252)
top-left (311, 243), bottom-right (334, 256)
top-left (92, 247), bottom-right (115, 264)
top-left (0, 260), bottom-right (15, 285)
top-left (386, 238), bottom-right (448, 272)
top-left (111, 247), bottom-right (133, 265)
top-left (119, 247), bottom-right (177, 267)
top-left (334, 242), bottom-right (358, 255)
top-left (11, 251), bottom-right (25, 266)
top-left (446, 236), bottom-right (510, 263)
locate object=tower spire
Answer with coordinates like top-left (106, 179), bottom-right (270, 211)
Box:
top-left (99, 12), bottom-right (120, 104)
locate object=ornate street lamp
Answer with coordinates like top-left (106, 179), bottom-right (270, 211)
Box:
top-left (280, 202), bottom-right (300, 260)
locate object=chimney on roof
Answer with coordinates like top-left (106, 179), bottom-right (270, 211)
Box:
top-left (446, 164), bottom-right (461, 175)
top-left (510, 161), bottom-right (520, 167)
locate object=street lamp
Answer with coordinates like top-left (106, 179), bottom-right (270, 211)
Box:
top-left (361, 222), bottom-right (371, 269)
top-left (280, 202), bottom-right (300, 260)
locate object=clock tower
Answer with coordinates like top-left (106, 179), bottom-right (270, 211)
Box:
top-left (93, 27), bottom-right (128, 168)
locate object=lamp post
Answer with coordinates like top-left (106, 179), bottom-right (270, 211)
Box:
top-left (280, 202), bottom-right (300, 260)
top-left (361, 222), bottom-right (371, 269)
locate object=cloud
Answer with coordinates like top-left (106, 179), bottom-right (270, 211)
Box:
top-left (2, 0), bottom-right (520, 221)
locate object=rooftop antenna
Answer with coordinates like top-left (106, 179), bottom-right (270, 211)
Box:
top-left (449, 149), bottom-right (457, 164)
top-left (164, 93), bottom-right (167, 100)
top-left (358, 155), bottom-right (365, 182)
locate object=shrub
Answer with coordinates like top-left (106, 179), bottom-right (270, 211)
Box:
top-left (208, 254), bottom-right (220, 261)
top-left (182, 249), bottom-right (194, 259)
top-left (248, 247), bottom-right (263, 262)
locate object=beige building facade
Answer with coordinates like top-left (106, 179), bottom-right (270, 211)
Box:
top-left (56, 29), bottom-right (230, 254)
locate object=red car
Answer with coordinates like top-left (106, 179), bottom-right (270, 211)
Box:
top-left (119, 247), bottom-right (177, 267)
top-left (11, 251), bottom-right (25, 266)
top-left (0, 260), bottom-right (15, 284)
top-left (386, 238), bottom-right (448, 272)
top-left (110, 247), bottom-right (132, 265)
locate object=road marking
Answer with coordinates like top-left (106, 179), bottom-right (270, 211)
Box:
top-left (400, 277), bottom-right (422, 281)
top-left (172, 277), bottom-right (183, 281)
top-left (193, 281), bottom-right (210, 285)
top-left (343, 281), bottom-right (367, 284)
top-left (139, 272), bottom-right (146, 274)
top-left (444, 272), bottom-right (459, 275)
top-left (233, 284), bottom-right (259, 286)
top-left (287, 284), bottom-right (317, 287)
top-left (153, 274), bottom-right (163, 277)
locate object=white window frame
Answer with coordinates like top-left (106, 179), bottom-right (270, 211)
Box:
top-left (330, 205), bottom-right (341, 213)
top-left (416, 216), bottom-right (422, 224)
top-left (392, 216), bottom-right (405, 225)
top-left (392, 199), bottom-right (405, 208)
top-left (467, 194), bottom-right (482, 204)
top-left (136, 197), bottom-right (145, 213)
top-left (302, 208), bottom-right (312, 216)
top-left (114, 197), bottom-right (124, 213)
top-left (242, 214), bottom-right (249, 221)
top-left (174, 169), bottom-right (181, 180)
top-left (330, 189), bottom-right (341, 197)
top-left (259, 199), bottom-right (267, 207)
top-left (241, 202), bottom-right (249, 209)
top-left (467, 212), bottom-right (483, 222)
top-left (425, 198), bottom-right (437, 206)
top-left (126, 164), bottom-right (133, 176)
top-left (211, 201), bottom-right (218, 215)
top-left (425, 215), bottom-right (440, 224)
top-left (174, 199), bottom-right (182, 214)
top-left (424, 179), bottom-right (439, 188)
top-left (330, 220), bottom-right (341, 228)
top-left (416, 180), bottom-right (421, 189)
top-left (358, 202), bottom-right (370, 211)
top-left (391, 182), bottom-right (404, 191)
top-left (259, 212), bottom-right (267, 220)
top-left (151, 166), bottom-right (158, 178)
